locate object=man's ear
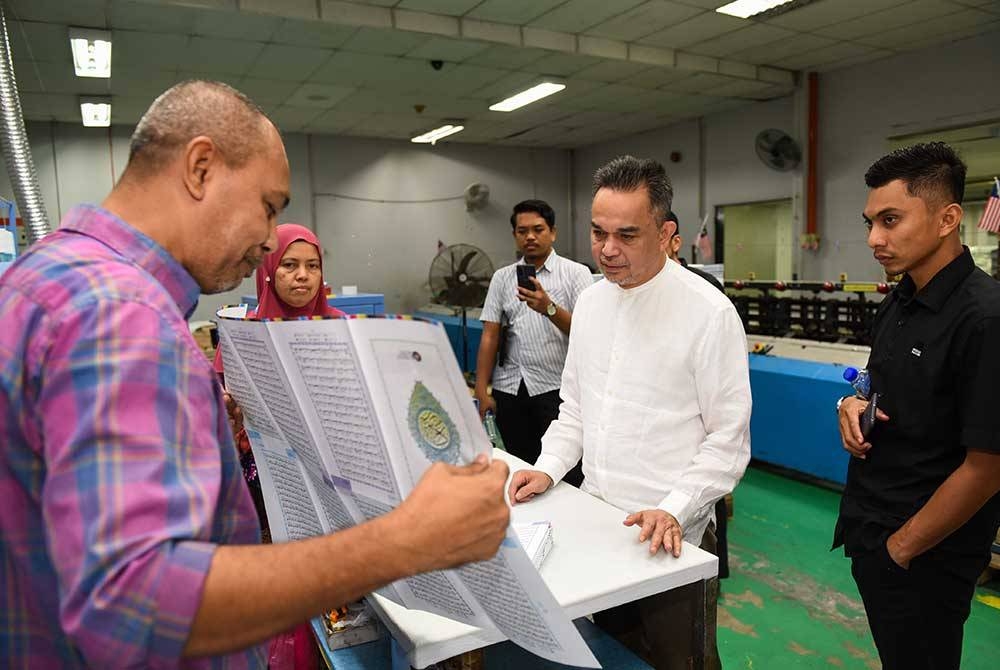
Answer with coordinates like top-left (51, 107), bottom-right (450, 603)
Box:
top-left (938, 202), bottom-right (963, 239)
top-left (182, 135), bottom-right (217, 202)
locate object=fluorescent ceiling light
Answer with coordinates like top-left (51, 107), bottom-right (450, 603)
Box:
top-left (411, 124), bottom-right (464, 145)
top-left (716, 0), bottom-right (794, 18)
top-left (80, 97), bottom-right (111, 127)
top-left (489, 82), bottom-right (565, 112)
top-left (69, 27), bottom-right (112, 78)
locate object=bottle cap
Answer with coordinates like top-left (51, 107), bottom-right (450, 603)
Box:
top-left (843, 367), bottom-right (859, 382)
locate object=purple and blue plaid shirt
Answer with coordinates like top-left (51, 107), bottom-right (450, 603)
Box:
top-left (0, 205), bottom-right (265, 669)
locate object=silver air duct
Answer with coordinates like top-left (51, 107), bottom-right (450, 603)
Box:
top-left (0, 5), bottom-right (51, 244)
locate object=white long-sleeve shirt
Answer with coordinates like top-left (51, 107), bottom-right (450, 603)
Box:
top-left (534, 259), bottom-right (752, 544)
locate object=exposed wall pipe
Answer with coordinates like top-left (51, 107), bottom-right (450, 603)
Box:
top-left (805, 72), bottom-right (818, 246)
top-left (0, 5), bottom-right (51, 244)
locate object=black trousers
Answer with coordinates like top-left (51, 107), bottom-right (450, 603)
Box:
top-left (493, 380), bottom-right (583, 487)
top-left (850, 545), bottom-right (980, 670)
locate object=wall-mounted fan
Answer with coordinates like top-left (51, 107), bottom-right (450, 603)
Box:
top-left (755, 129), bottom-right (802, 172)
top-left (464, 183), bottom-right (490, 211)
top-left (428, 243), bottom-right (495, 372)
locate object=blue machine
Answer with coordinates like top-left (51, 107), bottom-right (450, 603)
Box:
top-left (240, 292), bottom-right (385, 316)
top-left (747, 354), bottom-right (852, 485)
top-left (0, 198), bottom-right (18, 278)
top-left (413, 310), bottom-right (483, 374)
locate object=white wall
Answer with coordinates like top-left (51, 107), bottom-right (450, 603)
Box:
top-left (571, 96), bottom-right (798, 266)
top-left (306, 135), bottom-right (571, 315)
top-left (813, 30), bottom-right (1000, 282)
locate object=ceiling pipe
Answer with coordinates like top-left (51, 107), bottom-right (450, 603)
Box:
top-left (0, 5), bottom-right (51, 244)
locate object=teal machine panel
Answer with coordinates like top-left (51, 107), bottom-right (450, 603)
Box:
top-left (748, 354), bottom-right (851, 485)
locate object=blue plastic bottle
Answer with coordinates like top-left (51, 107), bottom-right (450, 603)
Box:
top-left (843, 367), bottom-right (871, 399)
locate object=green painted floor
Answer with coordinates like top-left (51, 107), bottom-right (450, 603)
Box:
top-left (718, 466), bottom-right (1000, 670)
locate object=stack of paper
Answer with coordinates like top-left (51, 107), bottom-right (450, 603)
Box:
top-left (514, 521), bottom-right (553, 569)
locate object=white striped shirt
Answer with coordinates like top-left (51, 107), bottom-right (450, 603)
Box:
top-left (480, 250), bottom-right (594, 396)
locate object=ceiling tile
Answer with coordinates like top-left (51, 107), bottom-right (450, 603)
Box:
top-left (405, 37), bottom-right (493, 61)
top-left (521, 52), bottom-right (603, 77)
top-left (311, 51), bottom-right (439, 91)
top-left (13, 60), bottom-right (110, 95)
top-left (620, 66), bottom-right (692, 89)
top-left (813, 0), bottom-right (963, 39)
top-left (269, 17), bottom-right (357, 47)
top-left (666, 73), bottom-right (739, 93)
top-left (5, 0), bottom-right (108, 27)
top-left (177, 36), bottom-right (263, 75)
top-left (286, 82), bottom-right (356, 108)
top-left (340, 27), bottom-right (431, 56)
top-left (109, 66), bottom-right (178, 99)
top-left (114, 30), bottom-right (190, 69)
top-left (814, 48), bottom-right (895, 72)
top-left (396, 0), bottom-right (484, 14)
top-left (237, 76), bottom-right (304, 105)
top-left (583, 1), bottom-right (704, 42)
top-left (465, 0), bottom-right (566, 25)
top-left (573, 60), bottom-right (653, 83)
top-left (414, 62), bottom-right (511, 95)
top-left (6, 21), bottom-right (68, 64)
top-left (176, 69), bottom-right (242, 89)
top-left (900, 17), bottom-right (1000, 50)
top-left (638, 11), bottom-right (746, 49)
top-left (707, 79), bottom-right (785, 98)
top-left (18, 92), bottom-right (75, 121)
top-left (193, 8), bottom-right (281, 41)
top-left (269, 105), bottom-right (324, 132)
top-left (111, 94), bottom-right (161, 122)
top-left (529, 0), bottom-right (647, 34)
top-left (764, 0), bottom-right (911, 31)
top-left (686, 23), bottom-right (796, 58)
top-left (249, 44), bottom-right (333, 81)
top-left (464, 70), bottom-right (541, 101)
top-left (773, 41), bottom-right (882, 70)
top-left (109, 1), bottom-right (200, 33)
top-left (729, 33), bottom-right (837, 65)
top-left (854, 7), bottom-right (994, 47)
top-left (465, 45), bottom-right (548, 69)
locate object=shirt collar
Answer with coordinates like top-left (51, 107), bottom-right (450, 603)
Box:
top-left (895, 246), bottom-right (975, 313)
top-left (61, 204), bottom-right (202, 318)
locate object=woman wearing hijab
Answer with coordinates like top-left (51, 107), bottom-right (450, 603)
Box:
top-left (214, 223), bottom-right (344, 670)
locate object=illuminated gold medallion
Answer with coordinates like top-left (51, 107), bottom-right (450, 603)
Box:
top-left (407, 381), bottom-right (461, 464)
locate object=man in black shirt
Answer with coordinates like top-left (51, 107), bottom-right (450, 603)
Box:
top-left (835, 142), bottom-right (1000, 670)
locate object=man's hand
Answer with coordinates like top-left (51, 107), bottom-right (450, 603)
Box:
top-left (838, 396), bottom-right (890, 459)
top-left (624, 509), bottom-right (684, 557)
top-left (517, 277), bottom-right (552, 315)
top-left (223, 390), bottom-right (243, 437)
top-left (474, 388), bottom-right (496, 420)
top-left (507, 469), bottom-right (554, 504)
top-left (886, 532), bottom-right (912, 570)
top-left (392, 454), bottom-right (510, 573)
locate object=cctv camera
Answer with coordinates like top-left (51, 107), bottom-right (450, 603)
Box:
top-left (430, 59), bottom-right (443, 70)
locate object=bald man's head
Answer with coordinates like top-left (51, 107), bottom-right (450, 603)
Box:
top-left (125, 80), bottom-right (271, 179)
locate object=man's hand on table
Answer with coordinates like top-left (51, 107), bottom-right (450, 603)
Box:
top-left (624, 509), bottom-right (684, 557)
top-left (507, 469), bottom-right (554, 504)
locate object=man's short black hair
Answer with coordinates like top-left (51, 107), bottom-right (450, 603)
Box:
top-left (510, 199), bottom-right (555, 230)
top-left (864, 142), bottom-right (967, 206)
top-left (592, 155), bottom-right (673, 227)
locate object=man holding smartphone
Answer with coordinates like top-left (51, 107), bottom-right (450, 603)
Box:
top-left (475, 199), bottom-right (593, 481)
top-left (835, 143), bottom-right (1000, 670)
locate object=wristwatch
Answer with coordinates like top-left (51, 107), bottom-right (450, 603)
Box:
top-left (546, 301), bottom-right (558, 317)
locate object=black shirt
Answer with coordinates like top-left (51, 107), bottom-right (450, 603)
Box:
top-left (834, 248), bottom-right (1000, 574)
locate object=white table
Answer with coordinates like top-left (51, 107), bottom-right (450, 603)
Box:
top-left (368, 450), bottom-right (719, 668)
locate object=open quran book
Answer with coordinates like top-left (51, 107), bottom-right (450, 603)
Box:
top-left (215, 309), bottom-right (598, 668)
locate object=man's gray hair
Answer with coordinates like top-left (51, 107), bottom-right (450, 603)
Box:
top-left (592, 155), bottom-right (674, 227)
top-left (126, 80), bottom-right (269, 176)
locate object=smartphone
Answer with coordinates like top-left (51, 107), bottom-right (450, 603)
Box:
top-left (860, 392), bottom-right (880, 438)
top-left (516, 264), bottom-right (537, 291)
